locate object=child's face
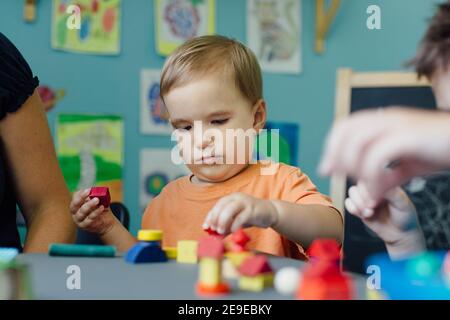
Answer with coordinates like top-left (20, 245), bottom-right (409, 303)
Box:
top-left (431, 66), bottom-right (450, 110)
top-left (165, 74), bottom-right (266, 183)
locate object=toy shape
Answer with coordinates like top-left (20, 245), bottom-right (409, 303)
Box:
top-left (177, 240), bottom-right (199, 264)
top-left (307, 239), bottom-right (341, 262)
top-left (238, 255), bottom-right (274, 292)
top-left (196, 235), bottom-right (230, 296)
top-left (274, 267), bottom-right (301, 296)
top-left (89, 187), bottom-right (111, 208)
top-left (230, 228), bottom-right (250, 252)
top-left (49, 244), bottom-right (116, 257)
top-left (0, 248), bottom-right (19, 263)
top-left (163, 247), bottom-right (178, 259)
top-left (125, 242), bottom-right (167, 263)
top-left (138, 229), bottom-right (163, 242)
top-left (406, 252), bottom-right (441, 282)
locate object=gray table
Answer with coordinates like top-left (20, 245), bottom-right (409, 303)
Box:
top-left (17, 254), bottom-right (368, 300)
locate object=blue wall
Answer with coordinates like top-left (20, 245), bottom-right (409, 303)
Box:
top-left (0, 0), bottom-right (440, 235)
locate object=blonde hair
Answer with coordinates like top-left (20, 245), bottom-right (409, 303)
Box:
top-left (160, 35), bottom-right (263, 105)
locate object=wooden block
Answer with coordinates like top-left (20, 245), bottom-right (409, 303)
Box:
top-left (238, 273), bottom-right (273, 292)
top-left (199, 258), bottom-right (221, 286)
top-left (138, 229), bottom-right (163, 242)
top-left (225, 252), bottom-right (252, 268)
top-left (366, 288), bottom-right (387, 300)
top-left (163, 247), bottom-right (177, 259)
top-left (222, 259), bottom-right (239, 280)
top-left (125, 242), bottom-right (167, 264)
top-left (89, 187), bottom-right (111, 208)
top-left (177, 240), bottom-right (198, 264)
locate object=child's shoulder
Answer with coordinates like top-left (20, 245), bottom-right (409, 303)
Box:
top-left (256, 161), bottom-right (305, 180)
top-left (158, 174), bottom-right (190, 195)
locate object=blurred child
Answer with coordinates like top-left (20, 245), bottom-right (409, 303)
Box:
top-left (70, 35), bottom-right (342, 259)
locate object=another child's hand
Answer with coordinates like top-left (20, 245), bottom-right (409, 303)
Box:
top-left (203, 192), bottom-right (279, 235)
top-left (345, 182), bottom-right (425, 257)
top-left (70, 189), bottom-right (116, 235)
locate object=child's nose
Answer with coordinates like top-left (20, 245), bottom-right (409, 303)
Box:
top-left (195, 135), bottom-right (213, 150)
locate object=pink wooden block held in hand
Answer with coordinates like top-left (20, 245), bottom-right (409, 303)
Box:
top-left (89, 187), bottom-right (111, 208)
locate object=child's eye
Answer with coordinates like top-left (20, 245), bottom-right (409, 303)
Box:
top-left (211, 119), bottom-right (229, 125)
top-left (182, 125), bottom-right (192, 131)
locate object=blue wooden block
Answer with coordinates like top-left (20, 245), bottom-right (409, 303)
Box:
top-left (0, 248), bottom-right (19, 263)
top-left (125, 242), bottom-right (167, 264)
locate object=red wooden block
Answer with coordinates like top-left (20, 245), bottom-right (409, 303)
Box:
top-left (89, 187), bottom-right (111, 208)
top-left (198, 235), bottom-right (225, 259)
top-left (239, 255), bottom-right (273, 276)
top-left (307, 239), bottom-right (341, 262)
top-left (204, 227), bottom-right (221, 237)
top-left (196, 282), bottom-right (230, 296)
top-left (297, 271), bottom-right (353, 300)
top-left (230, 228), bottom-right (250, 252)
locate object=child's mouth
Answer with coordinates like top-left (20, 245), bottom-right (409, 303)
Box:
top-left (201, 155), bottom-right (223, 165)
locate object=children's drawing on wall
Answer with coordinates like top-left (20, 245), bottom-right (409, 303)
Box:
top-left (140, 69), bottom-right (172, 135)
top-left (155, 0), bottom-right (216, 56)
top-left (56, 114), bottom-right (124, 202)
top-left (140, 149), bottom-right (189, 213)
top-left (52, 0), bottom-right (121, 55)
top-left (247, 0), bottom-right (301, 74)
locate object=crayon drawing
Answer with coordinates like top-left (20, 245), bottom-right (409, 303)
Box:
top-left (247, 0), bottom-right (301, 74)
top-left (155, 0), bottom-right (215, 56)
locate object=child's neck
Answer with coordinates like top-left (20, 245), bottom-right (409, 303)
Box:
top-left (190, 164), bottom-right (252, 186)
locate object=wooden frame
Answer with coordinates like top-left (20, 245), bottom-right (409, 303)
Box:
top-left (331, 68), bottom-right (431, 213)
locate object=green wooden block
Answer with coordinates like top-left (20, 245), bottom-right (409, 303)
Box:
top-left (48, 243), bottom-right (116, 257)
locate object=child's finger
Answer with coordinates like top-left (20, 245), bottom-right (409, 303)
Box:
top-left (216, 200), bottom-right (245, 234)
top-left (204, 195), bottom-right (236, 230)
top-left (230, 208), bottom-right (252, 232)
top-left (70, 189), bottom-right (90, 213)
top-left (73, 197), bottom-right (98, 223)
top-left (78, 205), bottom-right (104, 229)
top-left (78, 197), bottom-right (99, 217)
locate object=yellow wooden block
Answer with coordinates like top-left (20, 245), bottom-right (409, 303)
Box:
top-left (138, 229), bottom-right (163, 242)
top-left (239, 273), bottom-right (273, 292)
top-left (163, 247), bottom-right (177, 259)
top-left (225, 252), bottom-right (252, 267)
top-left (222, 259), bottom-right (239, 280)
top-left (199, 258), bottom-right (221, 286)
top-left (366, 288), bottom-right (387, 300)
top-left (177, 240), bottom-right (198, 264)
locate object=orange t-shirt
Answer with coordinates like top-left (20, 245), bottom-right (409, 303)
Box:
top-left (142, 162), bottom-right (340, 260)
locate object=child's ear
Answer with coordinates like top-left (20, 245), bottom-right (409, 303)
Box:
top-left (252, 99), bottom-right (266, 131)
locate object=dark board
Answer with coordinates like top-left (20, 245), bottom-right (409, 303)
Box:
top-left (343, 86), bottom-right (442, 274)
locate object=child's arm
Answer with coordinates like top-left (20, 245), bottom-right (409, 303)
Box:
top-left (70, 189), bottom-right (137, 252)
top-left (345, 182), bottom-right (426, 259)
top-left (202, 192), bottom-right (343, 248)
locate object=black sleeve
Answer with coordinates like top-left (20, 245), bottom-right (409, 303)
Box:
top-left (0, 32), bottom-right (39, 120)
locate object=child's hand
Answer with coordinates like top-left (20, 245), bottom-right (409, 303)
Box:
top-left (203, 192), bottom-right (279, 235)
top-left (345, 182), bottom-right (425, 257)
top-left (70, 189), bottom-right (116, 236)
